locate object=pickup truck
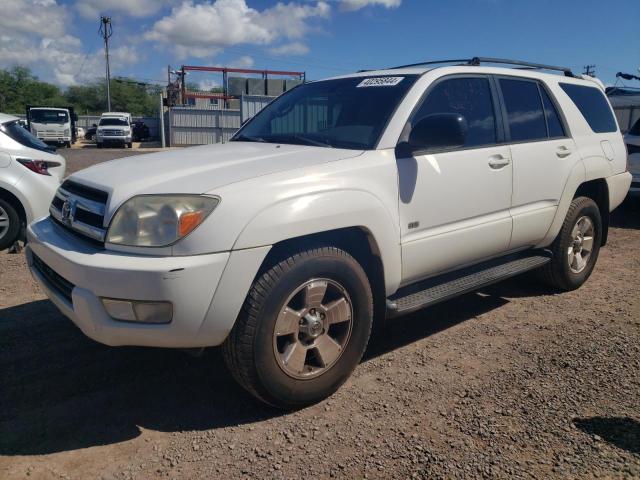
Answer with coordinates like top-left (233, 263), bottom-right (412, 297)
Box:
top-left (26, 58), bottom-right (631, 408)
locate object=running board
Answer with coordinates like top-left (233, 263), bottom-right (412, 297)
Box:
top-left (386, 251), bottom-right (552, 318)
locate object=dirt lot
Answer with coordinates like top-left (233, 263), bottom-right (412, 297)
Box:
top-left (1, 149), bottom-right (639, 479)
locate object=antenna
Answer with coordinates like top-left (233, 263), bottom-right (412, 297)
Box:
top-left (99, 16), bottom-right (113, 111)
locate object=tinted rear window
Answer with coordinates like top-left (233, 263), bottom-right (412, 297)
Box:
top-left (500, 79), bottom-right (547, 142)
top-left (559, 83), bottom-right (617, 133)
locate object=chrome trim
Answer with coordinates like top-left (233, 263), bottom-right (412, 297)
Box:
top-left (58, 188), bottom-right (106, 216)
top-left (50, 184), bottom-right (108, 242)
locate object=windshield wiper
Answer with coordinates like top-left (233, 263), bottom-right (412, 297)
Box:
top-left (270, 135), bottom-right (334, 148)
top-left (232, 134), bottom-right (267, 143)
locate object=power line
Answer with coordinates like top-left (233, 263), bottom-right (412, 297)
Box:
top-left (582, 65), bottom-right (596, 77)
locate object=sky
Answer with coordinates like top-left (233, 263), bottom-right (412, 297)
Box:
top-left (0, 0), bottom-right (638, 90)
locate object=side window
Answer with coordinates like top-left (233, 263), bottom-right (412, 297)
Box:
top-left (499, 78), bottom-right (547, 142)
top-left (412, 77), bottom-right (497, 149)
top-left (539, 86), bottom-right (565, 138)
top-left (559, 83), bottom-right (617, 133)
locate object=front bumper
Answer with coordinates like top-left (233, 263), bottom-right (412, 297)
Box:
top-left (97, 136), bottom-right (131, 144)
top-left (26, 217), bottom-right (269, 348)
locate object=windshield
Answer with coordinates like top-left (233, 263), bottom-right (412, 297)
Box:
top-left (99, 118), bottom-right (129, 126)
top-left (1, 120), bottom-right (55, 153)
top-left (30, 109), bottom-right (69, 124)
top-left (233, 75), bottom-right (418, 150)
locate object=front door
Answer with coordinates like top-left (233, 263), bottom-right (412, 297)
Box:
top-left (398, 76), bottom-right (513, 285)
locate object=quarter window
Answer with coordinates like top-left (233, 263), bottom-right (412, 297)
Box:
top-left (412, 77), bottom-right (497, 149)
top-left (499, 79), bottom-right (547, 142)
top-left (559, 83), bottom-right (617, 133)
top-left (539, 86), bottom-right (565, 138)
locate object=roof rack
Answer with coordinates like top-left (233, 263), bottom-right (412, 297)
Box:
top-left (390, 57), bottom-right (576, 77)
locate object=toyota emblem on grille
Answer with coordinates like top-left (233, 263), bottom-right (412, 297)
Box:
top-left (61, 199), bottom-right (72, 224)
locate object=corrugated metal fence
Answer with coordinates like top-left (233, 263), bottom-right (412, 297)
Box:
top-left (168, 95), bottom-right (274, 146)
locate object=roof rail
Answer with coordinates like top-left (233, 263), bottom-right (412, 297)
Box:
top-left (390, 57), bottom-right (575, 77)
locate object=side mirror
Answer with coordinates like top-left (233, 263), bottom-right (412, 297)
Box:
top-left (397, 113), bottom-right (468, 157)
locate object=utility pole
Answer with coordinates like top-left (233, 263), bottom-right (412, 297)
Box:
top-left (99, 16), bottom-right (113, 111)
top-left (583, 65), bottom-right (596, 77)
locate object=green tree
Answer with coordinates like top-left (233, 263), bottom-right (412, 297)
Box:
top-left (0, 66), bottom-right (160, 116)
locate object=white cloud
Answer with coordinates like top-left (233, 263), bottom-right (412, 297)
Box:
top-left (228, 55), bottom-right (255, 68)
top-left (0, 0), bottom-right (69, 36)
top-left (269, 42), bottom-right (310, 56)
top-left (75, 0), bottom-right (177, 19)
top-left (144, 0), bottom-right (329, 59)
top-left (339, 0), bottom-right (401, 11)
top-left (0, 0), bottom-right (138, 86)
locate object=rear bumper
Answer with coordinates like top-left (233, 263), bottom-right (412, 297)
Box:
top-left (26, 217), bottom-right (270, 348)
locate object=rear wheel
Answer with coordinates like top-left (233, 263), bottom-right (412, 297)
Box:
top-left (223, 246), bottom-right (373, 409)
top-left (0, 199), bottom-right (21, 251)
top-left (539, 196), bottom-right (602, 291)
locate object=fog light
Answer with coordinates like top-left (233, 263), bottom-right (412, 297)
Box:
top-left (101, 298), bottom-right (173, 324)
top-left (102, 298), bottom-right (136, 321)
top-left (133, 302), bottom-right (173, 324)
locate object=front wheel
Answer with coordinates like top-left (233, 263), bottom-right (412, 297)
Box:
top-left (539, 196), bottom-right (602, 291)
top-left (0, 199), bottom-right (21, 251)
top-left (223, 246), bottom-right (373, 409)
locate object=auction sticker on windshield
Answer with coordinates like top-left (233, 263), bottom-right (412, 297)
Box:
top-left (357, 77), bottom-right (405, 88)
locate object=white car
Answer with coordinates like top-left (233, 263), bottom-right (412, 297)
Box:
top-left (624, 118), bottom-right (640, 197)
top-left (0, 113), bottom-right (65, 250)
top-left (26, 58), bottom-right (631, 408)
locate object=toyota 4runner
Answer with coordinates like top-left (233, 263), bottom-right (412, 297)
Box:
top-left (26, 58), bottom-right (632, 408)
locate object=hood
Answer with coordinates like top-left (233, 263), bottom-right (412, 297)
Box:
top-left (69, 141), bottom-right (363, 210)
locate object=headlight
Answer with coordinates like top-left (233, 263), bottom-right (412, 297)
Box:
top-left (64, 129), bottom-right (70, 136)
top-left (106, 195), bottom-right (219, 247)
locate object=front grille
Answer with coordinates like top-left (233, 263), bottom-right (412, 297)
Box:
top-left (102, 129), bottom-right (125, 136)
top-left (49, 180), bottom-right (109, 245)
top-left (32, 254), bottom-right (74, 303)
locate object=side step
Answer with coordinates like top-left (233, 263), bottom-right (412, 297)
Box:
top-left (386, 251), bottom-right (552, 318)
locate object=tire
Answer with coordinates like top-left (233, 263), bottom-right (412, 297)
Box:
top-left (127, 142), bottom-right (133, 149)
top-left (65, 141), bottom-right (71, 148)
top-left (222, 246), bottom-right (374, 409)
top-left (0, 199), bottom-right (21, 251)
top-left (96, 142), bottom-right (103, 149)
top-left (539, 196), bottom-right (602, 291)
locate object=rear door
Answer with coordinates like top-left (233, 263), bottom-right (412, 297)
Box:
top-left (398, 76), bottom-right (513, 284)
top-left (496, 77), bottom-right (577, 249)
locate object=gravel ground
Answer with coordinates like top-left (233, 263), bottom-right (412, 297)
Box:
top-left (1, 149), bottom-right (639, 479)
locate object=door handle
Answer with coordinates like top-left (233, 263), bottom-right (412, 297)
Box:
top-left (488, 155), bottom-right (510, 169)
top-left (556, 145), bottom-right (572, 158)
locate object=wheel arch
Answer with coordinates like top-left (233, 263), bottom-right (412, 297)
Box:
top-left (574, 178), bottom-right (609, 246)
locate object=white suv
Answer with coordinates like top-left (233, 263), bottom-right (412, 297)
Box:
top-left (25, 58), bottom-right (631, 408)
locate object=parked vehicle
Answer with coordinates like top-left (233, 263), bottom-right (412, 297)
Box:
top-left (96, 112), bottom-right (133, 148)
top-left (26, 106), bottom-right (77, 148)
top-left (26, 58), bottom-right (631, 408)
top-left (624, 118), bottom-right (640, 197)
top-left (0, 113), bottom-right (65, 250)
top-left (84, 124), bottom-right (97, 141)
top-left (131, 121), bottom-right (150, 142)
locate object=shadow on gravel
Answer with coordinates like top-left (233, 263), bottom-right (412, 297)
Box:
top-left (365, 291), bottom-right (509, 360)
top-left (0, 300), bottom-right (282, 456)
top-left (1, 279), bottom-right (538, 456)
top-left (610, 200), bottom-right (640, 230)
top-left (574, 417), bottom-right (640, 454)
